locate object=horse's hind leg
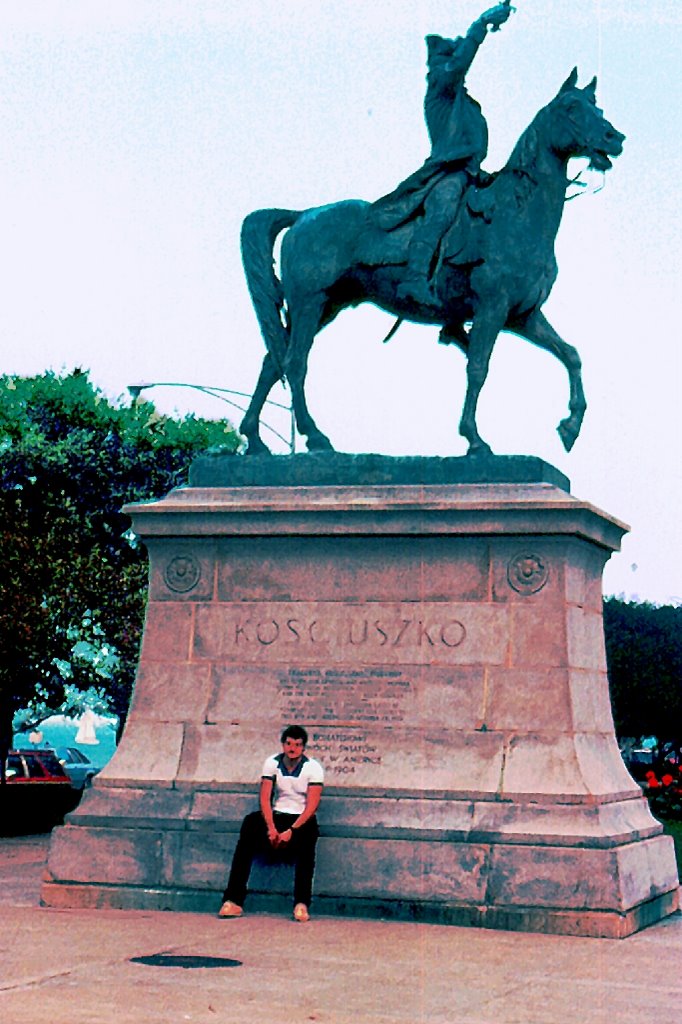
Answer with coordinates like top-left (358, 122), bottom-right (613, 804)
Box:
top-left (286, 298), bottom-right (334, 452)
top-left (240, 352), bottom-right (281, 455)
top-left (511, 310), bottom-right (586, 451)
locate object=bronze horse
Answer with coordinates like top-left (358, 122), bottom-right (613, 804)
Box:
top-left (240, 70), bottom-right (624, 456)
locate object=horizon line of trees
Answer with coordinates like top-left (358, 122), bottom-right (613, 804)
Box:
top-left (604, 596), bottom-right (682, 748)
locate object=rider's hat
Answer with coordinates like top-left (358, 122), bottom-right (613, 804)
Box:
top-left (426, 34), bottom-right (459, 61)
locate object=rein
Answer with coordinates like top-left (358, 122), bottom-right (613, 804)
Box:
top-left (565, 166), bottom-right (606, 202)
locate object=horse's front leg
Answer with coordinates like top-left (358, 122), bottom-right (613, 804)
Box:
top-left (459, 309), bottom-right (507, 456)
top-left (511, 310), bottom-right (586, 451)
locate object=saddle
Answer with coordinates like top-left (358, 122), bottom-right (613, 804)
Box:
top-left (361, 167), bottom-right (497, 270)
top-left (441, 179), bottom-right (497, 267)
top-left (371, 161), bottom-right (451, 231)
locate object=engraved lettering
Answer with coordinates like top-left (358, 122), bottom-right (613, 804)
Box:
top-left (286, 618), bottom-right (301, 641)
top-left (440, 620), bottom-right (466, 648)
top-left (417, 620), bottom-right (436, 646)
top-left (373, 620), bottom-right (389, 645)
top-left (348, 619), bottom-right (368, 645)
top-left (309, 620), bottom-right (322, 643)
top-left (235, 621), bottom-right (252, 644)
top-left (392, 619), bottom-right (412, 646)
top-left (256, 620), bottom-right (280, 645)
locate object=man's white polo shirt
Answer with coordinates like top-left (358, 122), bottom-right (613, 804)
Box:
top-left (262, 753), bottom-right (324, 815)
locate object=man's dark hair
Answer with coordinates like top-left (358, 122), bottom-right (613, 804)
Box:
top-left (281, 724), bottom-right (308, 745)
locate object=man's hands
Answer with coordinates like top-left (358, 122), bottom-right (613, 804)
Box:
top-left (266, 824), bottom-right (281, 846)
top-left (262, 780), bottom-right (321, 848)
top-left (269, 826), bottom-right (294, 848)
top-left (480, 3), bottom-right (514, 32)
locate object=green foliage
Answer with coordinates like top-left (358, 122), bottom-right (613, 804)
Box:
top-left (0, 369), bottom-right (241, 757)
top-left (13, 684), bottom-right (112, 734)
top-left (604, 597), bottom-right (682, 744)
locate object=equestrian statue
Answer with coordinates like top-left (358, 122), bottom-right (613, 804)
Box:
top-left (239, 2), bottom-right (624, 456)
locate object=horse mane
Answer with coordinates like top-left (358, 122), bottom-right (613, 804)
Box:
top-left (502, 104), bottom-right (552, 179)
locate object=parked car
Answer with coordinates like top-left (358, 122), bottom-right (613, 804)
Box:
top-left (55, 746), bottom-right (100, 790)
top-left (5, 748), bottom-right (72, 784)
top-left (1, 749), bottom-right (80, 835)
top-left (626, 747), bottom-right (655, 783)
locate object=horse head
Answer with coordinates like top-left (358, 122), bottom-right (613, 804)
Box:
top-left (549, 68), bottom-right (625, 171)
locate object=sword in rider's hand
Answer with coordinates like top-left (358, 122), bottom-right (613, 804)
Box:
top-left (491, 1), bottom-right (515, 31)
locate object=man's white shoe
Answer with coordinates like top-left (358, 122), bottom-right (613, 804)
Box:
top-left (218, 900), bottom-right (243, 918)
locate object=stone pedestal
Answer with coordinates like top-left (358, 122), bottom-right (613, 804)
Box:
top-left (42, 455), bottom-right (680, 936)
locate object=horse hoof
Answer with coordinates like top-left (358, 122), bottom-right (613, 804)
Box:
top-left (466, 442), bottom-right (493, 458)
top-left (244, 439), bottom-right (272, 456)
top-left (306, 435), bottom-right (334, 452)
top-left (557, 420), bottom-right (578, 452)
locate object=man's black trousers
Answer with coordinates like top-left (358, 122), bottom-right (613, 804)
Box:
top-left (222, 811), bottom-right (320, 908)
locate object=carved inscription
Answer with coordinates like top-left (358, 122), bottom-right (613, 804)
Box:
top-left (198, 604), bottom-right (509, 780)
top-left (279, 666), bottom-right (409, 725)
top-left (310, 727), bottom-right (382, 777)
top-left (234, 616), bottom-right (464, 650)
top-left (195, 602), bottom-right (473, 666)
top-left (276, 666), bottom-right (412, 778)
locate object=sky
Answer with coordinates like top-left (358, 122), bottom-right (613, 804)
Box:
top-left (0, 1), bottom-right (680, 605)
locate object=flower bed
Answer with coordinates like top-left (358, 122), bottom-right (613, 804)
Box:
top-left (643, 764), bottom-right (682, 822)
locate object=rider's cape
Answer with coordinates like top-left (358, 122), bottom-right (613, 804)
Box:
top-left (371, 157), bottom-right (454, 231)
top-left (369, 156), bottom-right (497, 269)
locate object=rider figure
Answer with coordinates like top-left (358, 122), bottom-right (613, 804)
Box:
top-left (378, 3), bottom-right (513, 309)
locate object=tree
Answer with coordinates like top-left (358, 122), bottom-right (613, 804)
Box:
top-left (604, 597), bottom-right (682, 748)
top-left (0, 369), bottom-right (241, 779)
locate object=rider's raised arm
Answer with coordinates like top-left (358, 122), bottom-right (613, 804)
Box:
top-left (477, 2), bottom-right (514, 34)
top-left (428, 3), bottom-right (513, 86)
top-left (466, 2), bottom-right (514, 56)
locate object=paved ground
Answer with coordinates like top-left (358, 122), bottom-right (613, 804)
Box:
top-left (1, 834), bottom-right (681, 1024)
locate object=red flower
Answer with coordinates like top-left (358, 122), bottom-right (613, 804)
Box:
top-left (661, 774), bottom-right (674, 787)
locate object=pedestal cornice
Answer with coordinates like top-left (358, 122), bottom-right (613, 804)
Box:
top-left (125, 481), bottom-right (628, 552)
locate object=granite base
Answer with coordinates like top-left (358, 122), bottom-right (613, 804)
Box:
top-left (42, 456), bottom-right (681, 935)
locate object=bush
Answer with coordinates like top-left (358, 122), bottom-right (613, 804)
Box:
top-left (643, 765), bottom-right (682, 822)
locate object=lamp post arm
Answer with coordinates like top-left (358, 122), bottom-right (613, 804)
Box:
top-left (127, 381), bottom-right (295, 452)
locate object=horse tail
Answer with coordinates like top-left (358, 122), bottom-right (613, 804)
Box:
top-left (241, 208), bottom-right (301, 377)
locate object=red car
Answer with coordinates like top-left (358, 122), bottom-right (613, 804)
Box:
top-left (1, 749), bottom-right (80, 835)
top-left (5, 749), bottom-right (73, 784)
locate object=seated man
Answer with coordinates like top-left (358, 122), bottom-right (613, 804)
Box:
top-left (218, 724), bottom-right (324, 922)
